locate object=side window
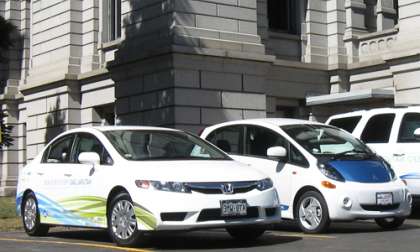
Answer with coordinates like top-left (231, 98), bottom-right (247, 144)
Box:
top-left (398, 113), bottom-right (420, 143)
top-left (206, 126), bottom-right (243, 154)
top-left (245, 126), bottom-right (286, 157)
top-left (43, 135), bottom-right (74, 163)
top-left (361, 114), bottom-right (395, 143)
top-left (289, 144), bottom-right (309, 168)
top-left (73, 134), bottom-right (113, 165)
top-left (329, 116), bottom-right (362, 133)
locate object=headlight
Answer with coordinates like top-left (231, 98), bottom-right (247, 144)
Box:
top-left (135, 180), bottom-right (191, 193)
top-left (318, 163), bottom-right (345, 182)
top-left (381, 158), bottom-right (397, 181)
top-left (257, 178), bottom-right (273, 191)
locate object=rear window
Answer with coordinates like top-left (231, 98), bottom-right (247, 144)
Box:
top-left (329, 116), bottom-right (362, 133)
top-left (361, 114), bottom-right (395, 144)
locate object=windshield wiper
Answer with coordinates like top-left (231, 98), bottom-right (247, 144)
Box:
top-left (331, 150), bottom-right (373, 160)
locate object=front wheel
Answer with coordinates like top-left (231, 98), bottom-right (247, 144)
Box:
top-left (21, 192), bottom-right (49, 236)
top-left (226, 226), bottom-right (265, 240)
top-left (375, 217), bottom-right (405, 230)
top-left (296, 191), bottom-right (330, 233)
top-left (108, 192), bottom-right (144, 247)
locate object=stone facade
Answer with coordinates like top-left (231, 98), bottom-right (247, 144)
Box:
top-left (1, 0), bottom-right (419, 195)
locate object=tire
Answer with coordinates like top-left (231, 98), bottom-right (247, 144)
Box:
top-left (226, 226), bottom-right (265, 240)
top-left (295, 191), bottom-right (330, 233)
top-left (21, 192), bottom-right (49, 236)
top-left (375, 217), bottom-right (405, 230)
top-left (107, 192), bottom-right (144, 247)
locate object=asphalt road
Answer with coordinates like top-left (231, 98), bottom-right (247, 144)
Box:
top-left (2, 214), bottom-right (420, 252)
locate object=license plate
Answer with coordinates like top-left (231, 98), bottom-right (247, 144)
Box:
top-left (220, 200), bottom-right (247, 217)
top-left (376, 192), bottom-right (393, 205)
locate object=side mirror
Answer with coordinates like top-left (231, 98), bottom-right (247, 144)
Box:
top-left (414, 128), bottom-right (420, 139)
top-left (267, 146), bottom-right (287, 159)
top-left (78, 152), bottom-right (100, 166)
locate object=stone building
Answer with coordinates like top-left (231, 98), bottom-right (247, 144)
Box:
top-left (0, 0), bottom-right (418, 195)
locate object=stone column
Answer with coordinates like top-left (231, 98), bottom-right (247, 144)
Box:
top-left (344, 0), bottom-right (368, 64)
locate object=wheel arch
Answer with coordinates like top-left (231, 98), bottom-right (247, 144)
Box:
top-left (292, 186), bottom-right (324, 219)
top-left (106, 186), bottom-right (130, 216)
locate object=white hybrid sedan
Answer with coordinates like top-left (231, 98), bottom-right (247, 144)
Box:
top-left (16, 127), bottom-right (281, 247)
top-left (201, 119), bottom-right (412, 233)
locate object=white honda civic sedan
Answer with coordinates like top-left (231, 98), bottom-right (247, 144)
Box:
top-left (201, 119), bottom-right (412, 233)
top-left (16, 126), bottom-right (281, 247)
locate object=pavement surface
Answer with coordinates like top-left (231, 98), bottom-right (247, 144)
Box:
top-left (2, 214), bottom-right (420, 252)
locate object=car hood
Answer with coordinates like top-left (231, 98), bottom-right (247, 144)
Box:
top-left (121, 160), bottom-right (267, 182)
top-left (328, 160), bottom-right (391, 183)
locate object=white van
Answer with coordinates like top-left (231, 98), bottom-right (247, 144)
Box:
top-left (326, 107), bottom-right (420, 205)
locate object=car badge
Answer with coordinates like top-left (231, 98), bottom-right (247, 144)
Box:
top-left (221, 183), bottom-right (234, 194)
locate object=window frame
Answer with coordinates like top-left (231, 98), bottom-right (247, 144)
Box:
top-left (206, 125), bottom-right (245, 155)
top-left (104, 0), bottom-right (121, 42)
top-left (72, 133), bottom-right (114, 166)
top-left (267, 0), bottom-right (302, 35)
top-left (42, 134), bottom-right (76, 164)
top-left (397, 112), bottom-right (420, 143)
top-left (361, 113), bottom-right (396, 144)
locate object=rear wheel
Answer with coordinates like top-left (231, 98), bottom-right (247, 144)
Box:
top-left (21, 192), bottom-right (49, 236)
top-left (108, 192), bottom-right (144, 247)
top-left (226, 226), bottom-right (265, 240)
top-left (375, 217), bottom-right (405, 230)
top-left (296, 191), bottom-right (330, 233)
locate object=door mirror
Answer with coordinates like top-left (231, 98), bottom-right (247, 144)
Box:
top-left (78, 152), bottom-right (100, 166)
top-left (414, 128), bottom-right (420, 139)
top-left (267, 146), bottom-right (287, 158)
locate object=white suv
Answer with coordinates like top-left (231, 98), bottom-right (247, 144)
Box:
top-left (327, 107), bottom-right (420, 205)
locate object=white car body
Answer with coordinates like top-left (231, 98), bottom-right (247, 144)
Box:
top-left (201, 119), bottom-right (412, 226)
top-left (326, 107), bottom-right (420, 201)
top-left (16, 127), bottom-right (280, 235)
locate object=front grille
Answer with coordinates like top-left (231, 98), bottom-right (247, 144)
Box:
top-left (186, 181), bottom-right (258, 194)
top-left (197, 207), bottom-right (259, 222)
top-left (265, 207), bottom-right (277, 217)
top-left (161, 212), bottom-right (188, 221)
top-left (360, 204), bottom-right (400, 211)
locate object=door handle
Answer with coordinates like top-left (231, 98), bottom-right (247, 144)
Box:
top-left (36, 172), bottom-right (44, 176)
top-left (393, 153), bottom-right (405, 157)
top-left (292, 171), bottom-right (297, 175)
top-left (64, 174), bottom-right (72, 177)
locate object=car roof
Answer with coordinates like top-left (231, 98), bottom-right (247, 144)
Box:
top-left (328, 106), bottom-right (420, 120)
top-left (208, 118), bottom-right (322, 128)
top-left (59, 126), bottom-right (180, 135)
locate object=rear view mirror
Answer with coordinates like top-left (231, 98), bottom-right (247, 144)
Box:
top-left (414, 128), bottom-right (420, 139)
top-left (78, 152), bottom-right (100, 166)
top-left (267, 146), bottom-right (287, 158)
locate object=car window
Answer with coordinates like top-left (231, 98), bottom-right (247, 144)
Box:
top-left (289, 144), bottom-right (309, 168)
top-left (43, 135), bottom-right (74, 163)
top-left (398, 113), bottom-right (420, 143)
top-left (245, 126), bottom-right (286, 157)
top-left (73, 134), bottom-right (113, 165)
top-left (206, 126), bottom-right (243, 154)
top-left (105, 130), bottom-right (230, 161)
top-left (329, 116), bottom-right (362, 133)
top-left (361, 114), bottom-right (395, 144)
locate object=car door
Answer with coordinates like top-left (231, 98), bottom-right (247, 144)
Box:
top-left (64, 133), bottom-right (114, 228)
top-left (392, 112), bottom-right (420, 180)
top-left (35, 133), bottom-right (77, 224)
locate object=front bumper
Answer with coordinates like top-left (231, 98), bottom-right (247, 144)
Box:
top-left (323, 181), bottom-right (412, 221)
top-left (131, 187), bottom-right (281, 231)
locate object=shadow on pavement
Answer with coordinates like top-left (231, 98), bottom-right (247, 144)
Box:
top-left (47, 228), bottom-right (301, 250)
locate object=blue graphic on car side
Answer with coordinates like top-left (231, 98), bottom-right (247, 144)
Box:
top-left (328, 160), bottom-right (391, 183)
top-left (280, 205), bottom-right (289, 211)
top-left (400, 173), bottom-right (420, 180)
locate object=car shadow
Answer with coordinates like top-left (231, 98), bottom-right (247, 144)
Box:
top-left (47, 228), bottom-right (301, 250)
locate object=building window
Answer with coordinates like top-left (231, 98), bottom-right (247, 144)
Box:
top-left (107, 0), bottom-right (121, 41)
top-left (267, 0), bottom-right (299, 34)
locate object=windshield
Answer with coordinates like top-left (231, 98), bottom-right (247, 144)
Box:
top-left (281, 124), bottom-right (373, 158)
top-left (104, 130), bottom-right (231, 161)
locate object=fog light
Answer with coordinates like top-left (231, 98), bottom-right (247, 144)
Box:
top-left (342, 197), bottom-right (352, 209)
